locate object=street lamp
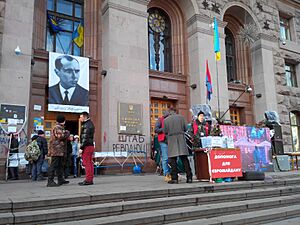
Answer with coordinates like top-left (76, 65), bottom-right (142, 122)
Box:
top-left (218, 85), bottom-right (252, 121)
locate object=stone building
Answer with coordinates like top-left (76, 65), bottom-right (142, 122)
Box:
top-left (0, 0), bottom-right (300, 177)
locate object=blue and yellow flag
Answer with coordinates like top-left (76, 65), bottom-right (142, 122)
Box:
top-left (47, 14), bottom-right (63, 34)
top-left (213, 17), bottom-right (221, 61)
top-left (72, 23), bottom-right (84, 48)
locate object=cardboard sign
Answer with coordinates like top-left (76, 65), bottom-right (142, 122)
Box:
top-left (209, 148), bottom-right (242, 178)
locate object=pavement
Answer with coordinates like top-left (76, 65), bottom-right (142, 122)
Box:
top-left (0, 170), bottom-right (300, 204)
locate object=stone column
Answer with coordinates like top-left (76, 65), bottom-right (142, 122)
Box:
top-left (101, 0), bottom-right (150, 152)
top-left (0, 0), bottom-right (34, 178)
top-left (0, 0), bottom-right (34, 111)
top-left (251, 38), bottom-right (278, 122)
top-left (187, 15), bottom-right (229, 119)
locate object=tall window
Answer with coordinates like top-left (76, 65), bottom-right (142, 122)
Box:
top-left (46, 0), bottom-right (83, 56)
top-left (148, 8), bottom-right (172, 72)
top-left (280, 16), bottom-right (291, 41)
top-left (290, 111), bottom-right (300, 152)
top-left (225, 28), bottom-right (236, 82)
top-left (285, 63), bottom-right (297, 87)
top-left (230, 107), bottom-right (240, 125)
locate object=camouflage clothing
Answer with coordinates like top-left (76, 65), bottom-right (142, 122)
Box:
top-left (48, 123), bottom-right (70, 157)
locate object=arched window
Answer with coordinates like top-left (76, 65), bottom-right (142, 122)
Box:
top-left (290, 111), bottom-right (300, 152)
top-left (225, 28), bottom-right (236, 82)
top-left (148, 8), bottom-right (172, 72)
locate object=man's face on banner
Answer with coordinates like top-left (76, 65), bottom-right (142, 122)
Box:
top-left (56, 57), bottom-right (80, 89)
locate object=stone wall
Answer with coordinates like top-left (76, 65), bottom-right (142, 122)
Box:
top-left (0, 0), bottom-right (5, 62)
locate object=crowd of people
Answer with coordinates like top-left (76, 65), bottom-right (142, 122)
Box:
top-left (7, 106), bottom-right (210, 185)
top-left (7, 111), bottom-right (95, 187)
top-left (154, 107), bottom-right (211, 184)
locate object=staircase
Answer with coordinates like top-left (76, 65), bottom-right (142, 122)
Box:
top-left (1, 175), bottom-right (300, 224)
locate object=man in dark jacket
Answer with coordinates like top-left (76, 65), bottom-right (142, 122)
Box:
top-left (32, 130), bottom-right (48, 181)
top-left (78, 111), bottom-right (95, 185)
top-left (164, 107), bottom-right (192, 184)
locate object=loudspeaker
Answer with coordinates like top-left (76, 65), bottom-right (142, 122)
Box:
top-left (273, 124), bottom-right (282, 140)
top-left (272, 140), bottom-right (284, 155)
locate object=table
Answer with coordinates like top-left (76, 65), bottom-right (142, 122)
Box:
top-left (194, 148), bottom-right (242, 182)
top-left (284, 152), bottom-right (300, 170)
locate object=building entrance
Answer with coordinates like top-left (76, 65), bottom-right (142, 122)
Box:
top-left (44, 112), bottom-right (80, 140)
top-left (150, 99), bottom-right (174, 137)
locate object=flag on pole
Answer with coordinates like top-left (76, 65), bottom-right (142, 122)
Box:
top-left (213, 17), bottom-right (221, 61)
top-left (206, 60), bottom-right (213, 101)
top-left (47, 13), bottom-right (63, 34)
top-left (72, 22), bottom-right (84, 48)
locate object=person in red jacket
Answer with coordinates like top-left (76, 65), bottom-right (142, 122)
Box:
top-left (155, 110), bottom-right (171, 182)
top-left (192, 111), bottom-right (211, 148)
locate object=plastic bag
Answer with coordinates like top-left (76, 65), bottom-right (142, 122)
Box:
top-left (41, 159), bottom-right (49, 173)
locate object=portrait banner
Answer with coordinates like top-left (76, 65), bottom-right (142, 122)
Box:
top-left (48, 52), bottom-right (89, 113)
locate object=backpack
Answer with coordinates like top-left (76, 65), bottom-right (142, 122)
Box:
top-left (25, 140), bottom-right (41, 162)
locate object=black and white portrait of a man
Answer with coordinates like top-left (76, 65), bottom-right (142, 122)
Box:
top-left (48, 52), bottom-right (89, 113)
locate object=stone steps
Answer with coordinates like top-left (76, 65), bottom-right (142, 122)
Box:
top-left (46, 194), bottom-right (300, 225)
top-left (1, 177), bottom-right (300, 214)
top-left (1, 176), bottom-right (300, 224)
top-left (168, 204), bottom-right (300, 225)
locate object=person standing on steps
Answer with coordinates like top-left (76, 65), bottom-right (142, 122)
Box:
top-left (155, 110), bottom-right (171, 182)
top-left (47, 115), bottom-right (70, 187)
top-left (32, 130), bottom-right (48, 181)
top-left (164, 107), bottom-right (193, 184)
top-left (78, 111), bottom-right (95, 186)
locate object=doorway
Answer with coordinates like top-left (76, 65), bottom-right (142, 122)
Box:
top-left (150, 99), bottom-right (175, 137)
top-left (65, 120), bottom-right (79, 136)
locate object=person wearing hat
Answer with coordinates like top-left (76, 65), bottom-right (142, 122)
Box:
top-left (72, 135), bottom-right (80, 177)
top-left (31, 130), bottom-right (48, 181)
top-left (192, 111), bottom-right (211, 148)
top-left (47, 115), bottom-right (70, 187)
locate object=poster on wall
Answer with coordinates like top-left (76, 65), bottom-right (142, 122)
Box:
top-left (48, 52), bottom-right (89, 113)
top-left (220, 125), bottom-right (273, 172)
top-left (0, 104), bottom-right (26, 124)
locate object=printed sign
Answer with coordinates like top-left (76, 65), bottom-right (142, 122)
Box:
top-left (117, 102), bottom-right (143, 134)
top-left (209, 148), bottom-right (242, 178)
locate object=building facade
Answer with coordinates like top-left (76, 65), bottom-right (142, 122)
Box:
top-left (1, 0), bottom-right (300, 177)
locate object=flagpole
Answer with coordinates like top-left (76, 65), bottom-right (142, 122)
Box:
top-left (212, 17), bottom-right (221, 120)
top-left (215, 59), bottom-right (220, 119)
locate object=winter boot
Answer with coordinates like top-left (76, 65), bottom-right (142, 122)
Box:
top-left (47, 179), bottom-right (59, 187)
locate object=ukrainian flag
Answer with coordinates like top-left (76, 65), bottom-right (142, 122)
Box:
top-left (47, 14), bottom-right (63, 34)
top-left (72, 23), bottom-right (84, 48)
top-left (213, 17), bottom-right (221, 61)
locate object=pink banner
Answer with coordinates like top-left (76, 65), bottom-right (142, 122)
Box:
top-left (220, 125), bottom-right (273, 172)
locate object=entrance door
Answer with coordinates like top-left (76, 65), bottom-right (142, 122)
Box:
top-left (150, 99), bottom-right (174, 137)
